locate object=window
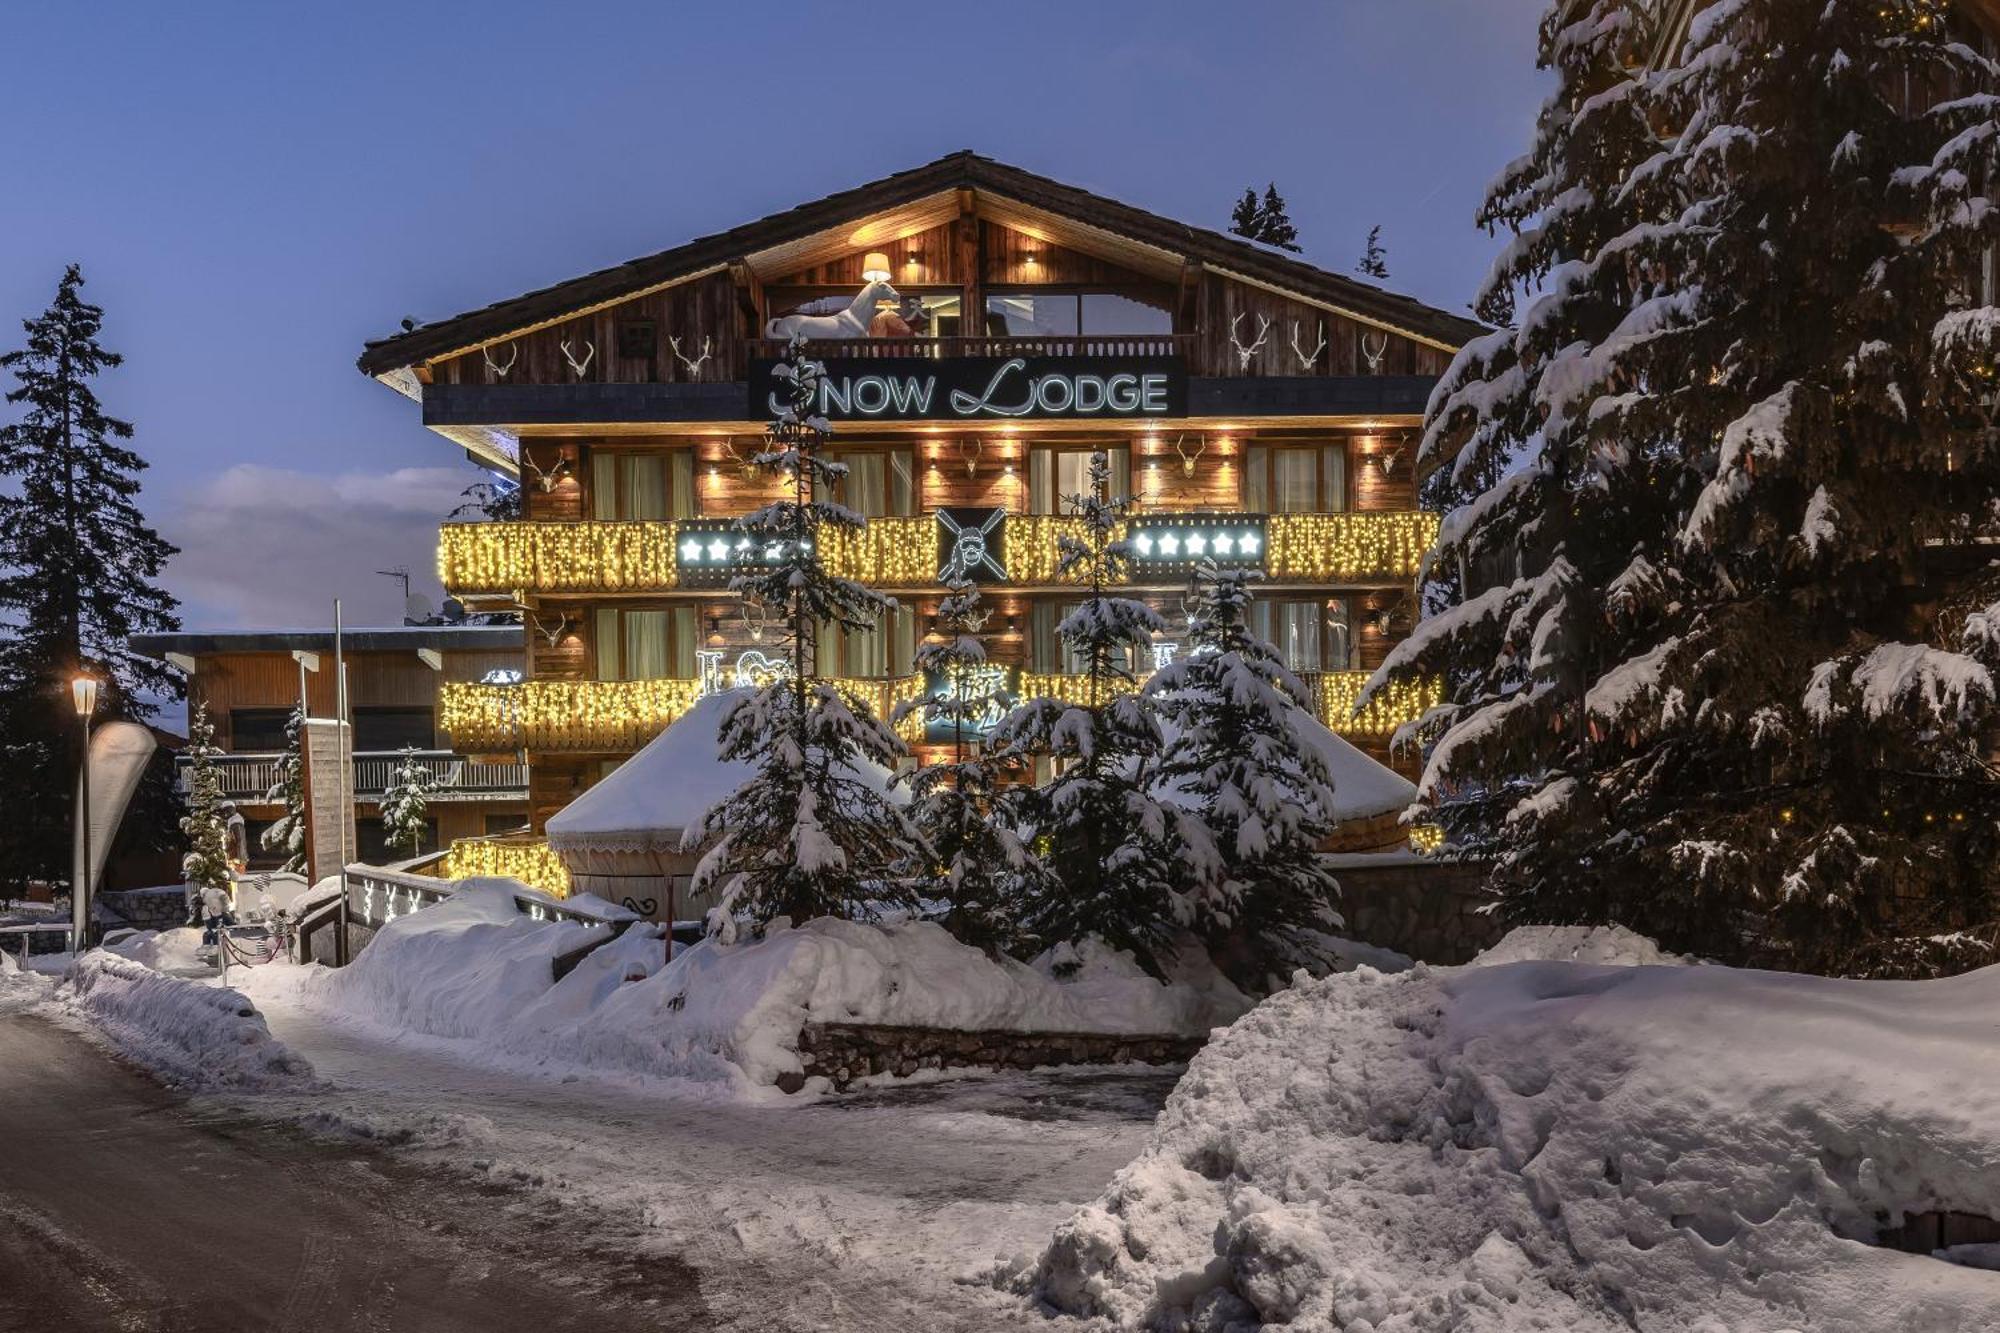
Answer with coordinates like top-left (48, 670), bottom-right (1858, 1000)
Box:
top-left (590, 451), bottom-right (693, 521)
top-left (1030, 446), bottom-right (1130, 516)
top-left (594, 607), bottom-right (697, 681)
top-left (1250, 598), bottom-right (1353, 673)
top-left (229, 707), bottom-right (292, 752)
top-left (352, 706), bottom-right (435, 753)
top-left (984, 292), bottom-right (1172, 338)
top-left (1244, 443), bottom-right (1348, 513)
top-left (765, 289), bottom-right (964, 339)
top-left (819, 448), bottom-right (916, 517)
top-left (817, 607), bottom-right (915, 680)
top-left (1032, 601), bottom-right (1140, 676)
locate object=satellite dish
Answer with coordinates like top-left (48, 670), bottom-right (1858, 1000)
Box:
top-left (441, 597), bottom-right (467, 623)
top-left (405, 594), bottom-right (435, 625)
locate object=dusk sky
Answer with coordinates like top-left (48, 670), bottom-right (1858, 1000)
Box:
top-left (1, 0), bottom-right (1547, 631)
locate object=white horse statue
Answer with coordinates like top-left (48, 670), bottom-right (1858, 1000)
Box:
top-left (765, 279), bottom-right (899, 341)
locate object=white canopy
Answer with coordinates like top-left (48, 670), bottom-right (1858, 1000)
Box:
top-left (1152, 707), bottom-right (1417, 824)
top-left (545, 689), bottom-right (901, 854)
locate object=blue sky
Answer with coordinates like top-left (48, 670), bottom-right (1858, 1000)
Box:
top-left (0, 0), bottom-right (1547, 629)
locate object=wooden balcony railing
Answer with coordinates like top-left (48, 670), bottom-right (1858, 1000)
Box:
top-left (441, 510), bottom-right (1439, 597)
top-left (178, 749), bottom-right (528, 801)
top-left (744, 334), bottom-right (1191, 362)
top-left (1023, 669), bottom-right (1441, 742)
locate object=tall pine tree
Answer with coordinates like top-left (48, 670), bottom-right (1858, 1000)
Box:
top-left (1375, 0), bottom-right (2000, 975)
top-left (894, 579), bottom-right (1050, 954)
top-left (0, 265), bottom-right (180, 900)
top-left (1356, 224), bottom-right (1389, 280)
top-left (380, 746), bottom-right (437, 859)
top-left (683, 338), bottom-right (928, 926)
top-left (1149, 562), bottom-right (1344, 986)
top-left (1229, 189), bottom-right (1264, 242)
top-left (181, 704), bottom-right (231, 898)
top-left (1257, 184), bottom-right (1301, 252)
top-left (993, 452), bottom-right (1181, 976)
top-left (259, 704), bottom-right (308, 874)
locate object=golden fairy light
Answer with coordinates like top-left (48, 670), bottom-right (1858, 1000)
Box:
top-left (439, 836), bottom-right (572, 897)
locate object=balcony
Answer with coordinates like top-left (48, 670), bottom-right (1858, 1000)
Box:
top-left (178, 750), bottom-right (528, 803)
top-left (440, 671), bottom-right (1438, 755)
top-left (742, 334), bottom-right (1192, 361)
top-left (440, 511), bottom-right (1438, 597)
top-left (440, 677), bottom-right (927, 754)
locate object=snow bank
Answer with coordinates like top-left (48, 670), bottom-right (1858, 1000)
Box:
top-left (101, 925), bottom-right (211, 974)
top-left (296, 882), bottom-right (1249, 1093)
top-left (56, 953), bottom-right (315, 1091)
top-left (1034, 944), bottom-right (2000, 1330)
top-left (1469, 922), bottom-right (1686, 968)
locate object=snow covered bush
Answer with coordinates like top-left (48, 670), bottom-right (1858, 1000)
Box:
top-left (1372, 0), bottom-right (2000, 974)
top-left (684, 336), bottom-right (927, 925)
top-left (180, 703), bottom-right (232, 894)
top-left (259, 704), bottom-right (307, 873)
top-left (379, 745), bottom-right (438, 858)
top-left (1034, 931), bottom-right (2000, 1330)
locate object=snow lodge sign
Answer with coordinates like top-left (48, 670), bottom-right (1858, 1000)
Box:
top-left (750, 355), bottom-right (1187, 423)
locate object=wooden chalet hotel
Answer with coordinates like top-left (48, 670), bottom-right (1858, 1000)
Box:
top-left (358, 152), bottom-right (1481, 869)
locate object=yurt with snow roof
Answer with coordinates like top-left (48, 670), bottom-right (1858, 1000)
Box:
top-left (544, 690), bottom-right (902, 924)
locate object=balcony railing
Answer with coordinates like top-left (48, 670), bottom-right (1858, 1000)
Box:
top-left (178, 750), bottom-right (528, 802)
top-left (440, 511), bottom-right (1438, 596)
top-left (440, 677), bottom-right (927, 754)
top-left (440, 670), bottom-right (1437, 755)
top-left (743, 334), bottom-right (1191, 361)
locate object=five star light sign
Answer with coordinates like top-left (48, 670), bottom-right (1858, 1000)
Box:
top-left (1127, 514), bottom-right (1268, 571)
top-left (676, 521), bottom-right (812, 586)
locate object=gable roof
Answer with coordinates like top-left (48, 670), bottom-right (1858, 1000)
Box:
top-left (357, 150), bottom-right (1483, 376)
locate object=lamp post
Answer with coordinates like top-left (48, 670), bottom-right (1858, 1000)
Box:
top-left (71, 675), bottom-right (99, 952)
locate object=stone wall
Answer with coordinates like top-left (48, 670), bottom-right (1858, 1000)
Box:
top-left (784, 1022), bottom-right (1203, 1094)
top-left (1333, 856), bottom-right (1500, 965)
top-left (98, 887), bottom-right (191, 932)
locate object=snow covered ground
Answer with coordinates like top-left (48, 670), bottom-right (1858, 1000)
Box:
top-left (1033, 928), bottom-right (2000, 1331)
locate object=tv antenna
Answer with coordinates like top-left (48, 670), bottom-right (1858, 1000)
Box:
top-left (376, 567), bottom-right (412, 602)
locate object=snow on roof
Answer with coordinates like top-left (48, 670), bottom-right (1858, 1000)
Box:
top-left (545, 689), bottom-right (899, 851)
top-left (1153, 704), bottom-right (1416, 824)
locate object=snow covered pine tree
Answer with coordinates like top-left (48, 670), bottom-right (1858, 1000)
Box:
top-left (682, 337), bottom-right (927, 927)
top-left (991, 451), bottom-right (1182, 975)
top-left (380, 746), bottom-right (437, 858)
top-left (894, 578), bottom-right (1050, 954)
top-left (1373, 0), bottom-right (2000, 974)
top-left (259, 704), bottom-right (308, 874)
top-left (1149, 561), bottom-right (1344, 985)
top-left (181, 704), bottom-right (232, 902)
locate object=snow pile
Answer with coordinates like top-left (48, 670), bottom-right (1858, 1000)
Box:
top-left (297, 881), bottom-right (1249, 1092)
top-left (101, 925), bottom-right (211, 974)
top-left (1468, 922), bottom-right (1685, 968)
top-left (0, 946), bottom-right (50, 1014)
top-left (1035, 933), bottom-right (2000, 1330)
top-left (57, 952), bottom-right (314, 1091)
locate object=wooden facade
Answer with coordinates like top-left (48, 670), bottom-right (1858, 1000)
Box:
top-left (362, 153), bottom-right (1486, 833)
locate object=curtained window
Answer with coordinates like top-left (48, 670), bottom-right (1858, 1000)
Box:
top-left (594, 607), bottom-right (696, 680)
top-left (1030, 446), bottom-right (1130, 515)
top-left (590, 451), bottom-right (691, 520)
top-left (1244, 444), bottom-right (1347, 513)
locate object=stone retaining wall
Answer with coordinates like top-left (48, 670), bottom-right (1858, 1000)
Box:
top-left (98, 887), bottom-right (191, 932)
top-left (1335, 856), bottom-right (1500, 964)
top-left (783, 1022), bottom-right (1204, 1093)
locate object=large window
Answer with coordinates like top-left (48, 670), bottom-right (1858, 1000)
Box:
top-left (1029, 445), bottom-right (1130, 516)
top-left (984, 291), bottom-right (1172, 338)
top-left (1250, 598), bottom-right (1354, 673)
top-left (1244, 443), bottom-right (1348, 513)
top-left (353, 706), bottom-right (435, 753)
top-left (817, 607), bottom-right (915, 679)
top-left (594, 607), bottom-right (697, 681)
top-left (228, 707), bottom-right (292, 752)
top-left (765, 289), bottom-right (964, 339)
top-left (819, 448), bottom-right (916, 518)
top-left (591, 451), bottom-right (693, 521)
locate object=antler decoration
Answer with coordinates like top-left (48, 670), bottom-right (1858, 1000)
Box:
top-left (723, 438), bottom-right (759, 481)
top-left (1229, 313), bottom-right (1273, 371)
top-left (1377, 432), bottom-right (1408, 478)
top-left (528, 610), bottom-right (573, 646)
top-left (744, 599), bottom-right (768, 644)
top-left (959, 438), bottom-right (982, 478)
top-left (482, 342), bottom-right (519, 380)
top-left (519, 454), bottom-right (572, 493)
top-left (1174, 434), bottom-right (1205, 478)
top-left (1360, 330), bottom-right (1390, 374)
top-left (560, 338), bottom-right (595, 379)
top-left (670, 335), bottom-right (713, 379)
top-left (1290, 319), bottom-right (1327, 371)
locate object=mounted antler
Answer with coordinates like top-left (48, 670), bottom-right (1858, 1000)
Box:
top-left (1229, 313), bottom-right (1273, 371)
top-left (1173, 434), bottom-right (1205, 478)
top-left (482, 342), bottom-right (519, 380)
top-left (526, 609), bottom-right (573, 646)
top-left (722, 438), bottom-right (759, 480)
top-left (560, 337), bottom-right (595, 379)
top-left (670, 335), bottom-right (713, 379)
top-left (958, 438), bottom-right (982, 478)
top-left (1290, 319), bottom-right (1327, 371)
top-left (519, 454), bottom-right (572, 493)
top-left (1360, 330), bottom-right (1390, 374)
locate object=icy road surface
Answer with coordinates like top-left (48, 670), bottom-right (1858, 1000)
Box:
top-left (231, 965), bottom-right (1176, 1331)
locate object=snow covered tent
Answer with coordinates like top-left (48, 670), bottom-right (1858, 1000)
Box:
top-left (543, 689), bottom-right (902, 923)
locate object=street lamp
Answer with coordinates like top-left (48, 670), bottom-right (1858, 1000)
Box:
top-left (71, 675), bottom-right (98, 952)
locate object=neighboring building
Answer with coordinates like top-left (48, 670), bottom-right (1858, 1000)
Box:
top-left (356, 151), bottom-right (1485, 841)
top-left (130, 627), bottom-right (529, 866)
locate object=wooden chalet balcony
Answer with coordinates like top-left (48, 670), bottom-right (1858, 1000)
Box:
top-left (440, 676), bottom-right (927, 754)
top-left (743, 334), bottom-right (1192, 361)
top-left (179, 749), bottom-right (528, 802)
top-left (442, 670), bottom-right (1439, 755)
top-left (438, 510), bottom-right (1439, 596)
